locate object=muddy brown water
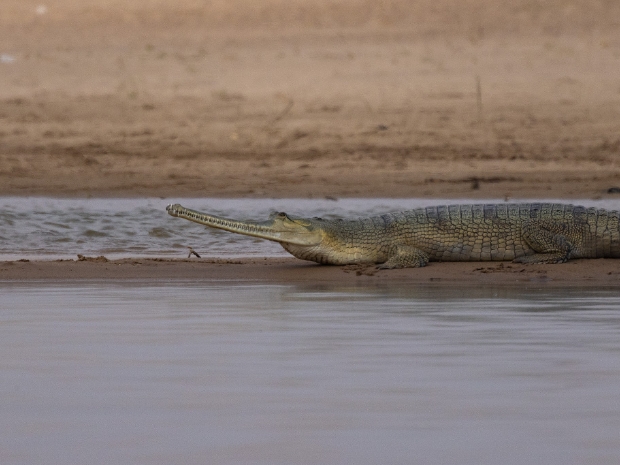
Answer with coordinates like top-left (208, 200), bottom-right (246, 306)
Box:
top-left (1, 281), bottom-right (619, 465)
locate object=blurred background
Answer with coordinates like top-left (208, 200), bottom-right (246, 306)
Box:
top-left (1, 0), bottom-right (619, 198)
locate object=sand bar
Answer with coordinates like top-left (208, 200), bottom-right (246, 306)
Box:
top-left (1, 257), bottom-right (619, 286)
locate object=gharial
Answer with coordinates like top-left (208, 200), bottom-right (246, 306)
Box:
top-left (166, 203), bottom-right (620, 269)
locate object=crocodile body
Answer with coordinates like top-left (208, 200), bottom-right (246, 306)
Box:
top-left (166, 203), bottom-right (620, 268)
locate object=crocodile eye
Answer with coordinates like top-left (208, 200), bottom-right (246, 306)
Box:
top-left (277, 212), bottom-right (287, 218)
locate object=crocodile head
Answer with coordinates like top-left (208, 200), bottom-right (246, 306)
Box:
top-left (166, 204), bottom-right (323, 246)
top-left (264, 211), bottom-right (323, 245)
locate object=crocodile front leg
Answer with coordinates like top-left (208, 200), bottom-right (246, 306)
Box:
top-left (514, 220), bottom-right (575, 264)
top-left (377, 245), bottom-right (430, 269)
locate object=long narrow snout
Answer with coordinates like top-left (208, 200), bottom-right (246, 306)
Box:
top-left (166, 204), bottom-right (322, 245)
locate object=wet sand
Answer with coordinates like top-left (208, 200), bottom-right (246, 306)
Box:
top-left (2, 257), bottom-right (619, 286)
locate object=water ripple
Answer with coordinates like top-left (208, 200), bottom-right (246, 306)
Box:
top-left (0, 197), bottom-right (618, 260)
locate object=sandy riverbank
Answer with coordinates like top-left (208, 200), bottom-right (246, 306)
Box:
top-left (1, 1), bottom-right (619, 199)
top-left (1, 257), bottom-right (619, 285)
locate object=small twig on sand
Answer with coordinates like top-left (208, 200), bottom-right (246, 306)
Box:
top-left (187, 247), bottom-right (201, 258)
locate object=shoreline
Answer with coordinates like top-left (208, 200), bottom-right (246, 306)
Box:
top-left (1, 194), bottom-right (619, 202)
top-left (2, 257), bottom-right (619, 286)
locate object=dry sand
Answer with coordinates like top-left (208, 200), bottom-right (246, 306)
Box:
top-left (1, 1), bottom-right (619, 281)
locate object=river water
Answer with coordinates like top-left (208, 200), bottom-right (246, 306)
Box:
top-left (1, 281), bottom-right (620, 465)
top-left (1, 197), bottom-right (620, 464)
top-left (0, 197), bottom-right (618, 260)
